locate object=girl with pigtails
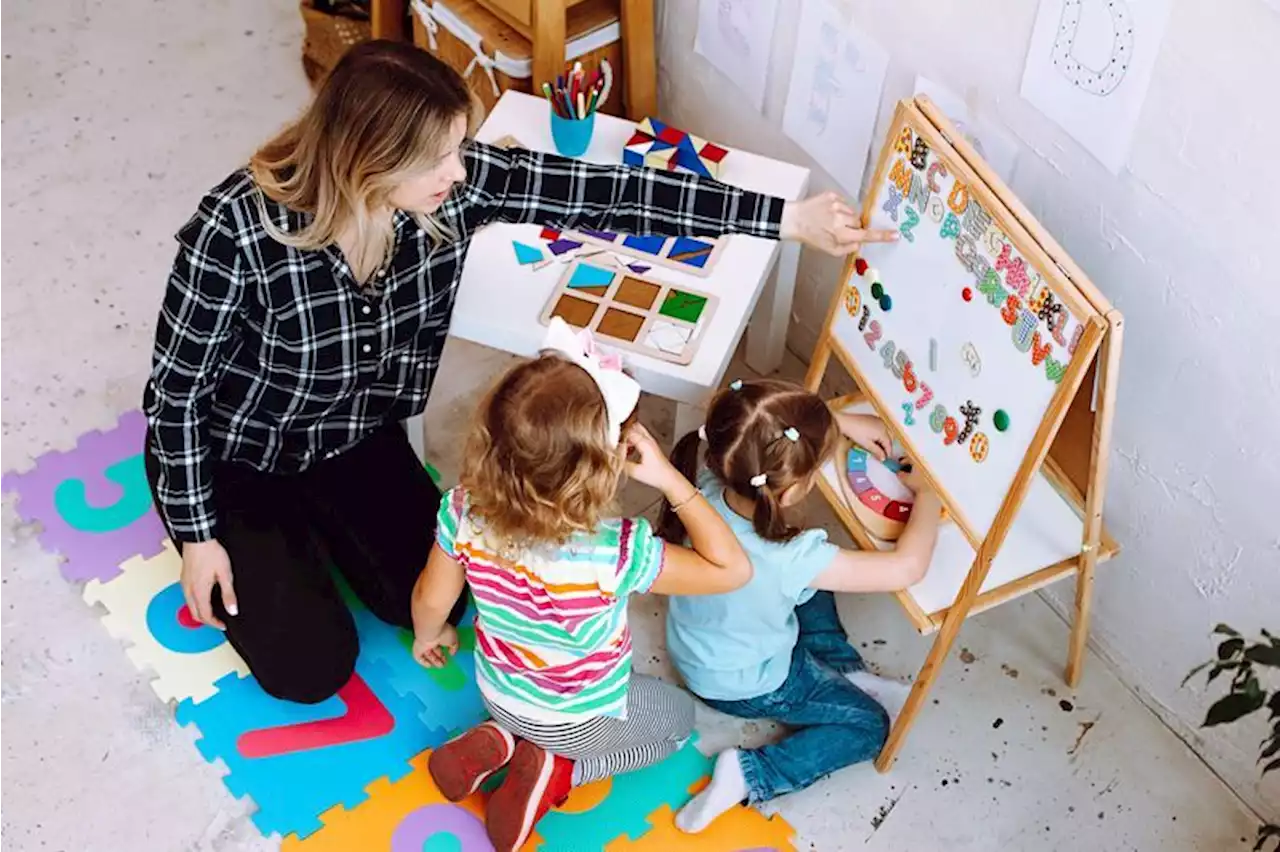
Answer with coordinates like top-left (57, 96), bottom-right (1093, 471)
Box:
top-left (658, 379), bottom-right (944, 833)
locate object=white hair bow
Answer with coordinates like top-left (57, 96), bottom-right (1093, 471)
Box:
top-left (542, 318), bottom-right (641, 446)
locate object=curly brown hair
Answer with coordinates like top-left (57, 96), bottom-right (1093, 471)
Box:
top-left (659, 379), bottom-right (840, 544)
top-left (460, 353), bottom-right (627, 546)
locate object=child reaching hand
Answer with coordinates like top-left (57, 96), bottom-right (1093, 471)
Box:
top-left (658, 379), bottom-right (943, 834)
top-left (407, 319), bottom-right (753, 852)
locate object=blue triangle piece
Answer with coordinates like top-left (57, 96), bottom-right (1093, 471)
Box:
top-left (568, 263), bottom-right (617, 289)
top-left (512, 241), bottom-right (544, 265)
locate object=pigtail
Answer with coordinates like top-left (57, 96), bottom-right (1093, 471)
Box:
top-left (658, 429), bottom-right (703, 543)
top-left (751, 484), bottom-right (798, 542)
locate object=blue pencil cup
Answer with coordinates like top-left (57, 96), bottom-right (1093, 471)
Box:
top-left (550, 111), bottom-right (595, 158)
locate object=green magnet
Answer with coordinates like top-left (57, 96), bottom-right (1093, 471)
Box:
top-left (870, 281), bottom-right (884, 300)
top-left (994, 409), bottom-right (1010, 432)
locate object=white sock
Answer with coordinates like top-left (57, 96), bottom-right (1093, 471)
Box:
top-left (846, 670), bottom-right (912, 721)
top-left (675, 748), bottom-right (748, 834)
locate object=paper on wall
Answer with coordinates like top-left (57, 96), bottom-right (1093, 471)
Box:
top-left (1019, 0), bottom-right (1172, 174)
top-left (694, 0), bottom-right (782, 113)
top-left (913, 76), bottom-right (1020, 186)
top-left (781, 0), bottom-right (889, 197)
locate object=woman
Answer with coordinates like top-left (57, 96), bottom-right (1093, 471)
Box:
top-left (143, 40), bottom-right (895, 704)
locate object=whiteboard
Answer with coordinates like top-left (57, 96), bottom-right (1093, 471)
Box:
top-left (830, 101), bottom-right (1095, 541)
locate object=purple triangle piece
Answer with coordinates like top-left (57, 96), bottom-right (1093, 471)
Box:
top-left (547, 238), bottom-right (584, 256)
top-left (627, 263), bottom-right (651, 274)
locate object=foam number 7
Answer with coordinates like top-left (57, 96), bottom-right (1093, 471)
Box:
top-left (914, 382), bottom-right (933, 410)
top-left (863, 320), bottom-right (883, 350)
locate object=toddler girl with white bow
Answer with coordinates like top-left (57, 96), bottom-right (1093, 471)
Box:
top-left (407, 318), bottom-right (753, 852)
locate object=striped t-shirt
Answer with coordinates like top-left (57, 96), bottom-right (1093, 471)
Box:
top-left (436, 487), bottom-right (666, 722)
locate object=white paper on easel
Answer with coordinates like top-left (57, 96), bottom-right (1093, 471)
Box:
top-left (913, 76), bottom-right (1020, 186)
top-left (1019, 0), bottom-right (1172, 174)
top-left (781, 0), bottom-right (889, 196)
top-left (694, 0), bottom-right (781, 113)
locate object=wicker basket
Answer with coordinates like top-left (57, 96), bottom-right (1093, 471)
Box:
top-left (300, 0), bottom-right (373, 85)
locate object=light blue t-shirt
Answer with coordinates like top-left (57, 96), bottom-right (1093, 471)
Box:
top-left (665, 469), bottom-right (839, 701)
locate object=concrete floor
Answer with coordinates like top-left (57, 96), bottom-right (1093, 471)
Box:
top-left (0, 1), bottom-right (1264, 850)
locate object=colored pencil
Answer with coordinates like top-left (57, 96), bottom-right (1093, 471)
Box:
top-left (545, 58), bottom-right (612, 121)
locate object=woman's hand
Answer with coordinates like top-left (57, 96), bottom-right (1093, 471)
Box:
top-left (838, 413), bottom-right (893, 461)
top-left (780, 192), bottom-right (899, 257)
top-left (623, 423), bottom-right (683, 493)
top-left (181, 539), bottom-right (238, 631)
top-left (413, 624), bottom-right (459, 668)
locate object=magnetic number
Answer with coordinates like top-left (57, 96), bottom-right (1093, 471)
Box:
top-left (900, 206), bottom-right (920, 242)
top-left (909, 137), bottom-right (930, 170)
top-left (880, 339), bottom-right (897, 367)
top-left (1031, 332), bottom-right (1052, 366)
top-left (858, 304), bottom-right (870, 331)
top-left (915, 382), bottom-right (934, 410)
top-left (942, 416), bottom-right (959, 445)
top-left (958, 401), bottom-right (981, 446)
top-left (929, 404), bottom-right (948, 432)
top-left (901, 402), bottom-right (916, 426)
top-left (1050, 307), bottom-right (1069, 347)
top-left (863, 321), bottom-right (883, 349)
top-left (1001, 294), bottom-right (1021, 326)
top-left (969, 433), bottom-right (990, 463)
top-left (903, 362), bottom-right (918, 392)
top-left (844, 285), bottom-right (861, 318)
top-left (894, 126), bottom-right (914, 154)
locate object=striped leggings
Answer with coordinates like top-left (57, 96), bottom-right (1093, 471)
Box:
top-left (484, 674), bottom-right (695, 787)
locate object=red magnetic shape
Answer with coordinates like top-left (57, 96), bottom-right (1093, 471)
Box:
top-left (855, 258), bottom-right (868, 276)
top-left (962, 287), bottom-right (974, 302)
top-left (177, 604), bottom-right (201, 630)
top-left (235, 673), bottom-right (394, 759)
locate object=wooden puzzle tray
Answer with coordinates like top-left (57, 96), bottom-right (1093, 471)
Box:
top-left (540, 261), bottom-right (718, 365)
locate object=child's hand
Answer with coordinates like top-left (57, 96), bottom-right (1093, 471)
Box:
top-left (838, 413), bottom-right (893, 460)
top-left (624, 423), bottom-right (681, 492)
top-left (898, 465), bottom-right (933, 496)
top-left (413, 624), bottom-right (459, 668)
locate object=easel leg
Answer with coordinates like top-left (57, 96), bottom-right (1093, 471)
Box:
top-left (1064, 551), bottom-right (1098, 687)
top-left (874, 600), bottom-right (974, 772)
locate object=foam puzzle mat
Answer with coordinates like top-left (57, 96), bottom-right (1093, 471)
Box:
top-left (3, 410), bottom-right (798, 850)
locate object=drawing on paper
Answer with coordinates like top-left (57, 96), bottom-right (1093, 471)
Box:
top-left (1051, 0), bottom-right (1134, 96)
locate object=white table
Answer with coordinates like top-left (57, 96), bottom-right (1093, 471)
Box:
top-left (408, 91), bottom-right (810, 456)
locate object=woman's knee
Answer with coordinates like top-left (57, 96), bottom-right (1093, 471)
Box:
top-left (246, 623), bottom-right (359, 705)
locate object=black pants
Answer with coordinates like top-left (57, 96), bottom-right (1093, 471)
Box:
top-left (145, 424), bottom-right (467, 704)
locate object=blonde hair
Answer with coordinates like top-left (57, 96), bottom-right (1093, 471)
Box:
top-left (660, 379), bottom-right (840, 543)
top-left (461, 354), bottom-right (628, 547)
top-left (249, 40), bottom-right (482, 274)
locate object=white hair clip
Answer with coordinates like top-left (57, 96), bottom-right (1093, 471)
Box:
top-left (729, 379), bottom-right (743, 391)
top-left (698, 424), bottom-right (708, 441)
top-left (749, 473), bottom-right (768, 488)
top-left (541, 317), bottom-right (641, 447)
top-left (782, 427), bottom-right (800, 442)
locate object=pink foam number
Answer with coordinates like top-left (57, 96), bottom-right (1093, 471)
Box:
top-left (1, 410), bottom-right (166, 583)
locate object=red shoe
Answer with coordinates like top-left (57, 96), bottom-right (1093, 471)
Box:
top-left (428, 721), bottom-right (516, 802)
top-left (485, 739), bottom-right (574, 851)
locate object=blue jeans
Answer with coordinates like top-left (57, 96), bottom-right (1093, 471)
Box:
top-left (700, 592), bottom-right (889, 803)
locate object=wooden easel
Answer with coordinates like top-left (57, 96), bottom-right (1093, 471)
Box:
top-left (805, 96), bottom-right (1124, 771)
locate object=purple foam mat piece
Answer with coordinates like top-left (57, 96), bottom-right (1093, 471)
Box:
top-left (2, 410), bottom-right (166, 582)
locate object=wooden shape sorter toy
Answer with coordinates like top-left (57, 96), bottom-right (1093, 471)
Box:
top-left (559, 228), bottom-right (727, 277)
top-left (836, 439), bottom-right (915, 541)
top-left (806, 96), bottom-right (1124, 771)
top-left (542, 261), bottom-right (719, 365)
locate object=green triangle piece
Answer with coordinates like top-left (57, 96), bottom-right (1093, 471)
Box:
top-left (512, 240), bottom-right (545, 265)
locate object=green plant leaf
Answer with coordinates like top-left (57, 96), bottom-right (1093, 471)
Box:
top-left (1204, 692), bottom-right (1265, 727)
top-left (1246, 644), bottom-right (1280, 667)
top-left (1256, 823), bottom-right (1280, 852)
top-left (1269, 692), bottom-right (1280, 719)
top-left (1208, 661), bottom-right (1241, 683)
top-left (1220, 637), bottom-right (1246, 660)
top-left (1246, 676), bottom-right (1265, 699)
top-left (1214, 623), bottom-right (1241, 637)
top-left (1265, 756), bottom-right (1280, 775)
top-left (1260, 736), bottom-right (1280, 761)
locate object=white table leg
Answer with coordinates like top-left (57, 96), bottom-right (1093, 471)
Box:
top-left (673, 401), bottom-right (706, 447)
top-left (746, 241), bottom-right (801, 375)
top-left (403, 414), bottom-right (426, 463)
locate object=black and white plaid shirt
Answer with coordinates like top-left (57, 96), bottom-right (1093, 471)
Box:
top-left (144, 142), bottom-right (785, 542)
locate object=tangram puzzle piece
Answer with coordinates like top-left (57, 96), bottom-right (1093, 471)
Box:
top-left (530, 735), bottom-right (713, 851)
top-left (82, 539), bottom-right (249, 704)
top-left (623, 118), bottom-right (728, 179)
top-left (607, 798), bottom-right (797, 852)
top-left (176, 626), bottom-right (448, 839)
top-left (354, 604), bottom-right (488, 740)
top-left (513, 241), bottom-right (545, 265)
top-left (280, 750), bottom-right (491, 851)
top-left (2, 409), bottom-right (166, 582)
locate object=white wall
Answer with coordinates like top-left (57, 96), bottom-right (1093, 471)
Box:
top-left (654, 0), bottom-right (1280, 818)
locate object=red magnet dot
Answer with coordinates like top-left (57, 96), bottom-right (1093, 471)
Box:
top-left (962, 287), bottom-right (973, 302)
top-left (177, 604), bottom-right (202, 629)
top-left (854, 258), bottom-right (868, 276)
